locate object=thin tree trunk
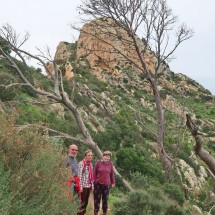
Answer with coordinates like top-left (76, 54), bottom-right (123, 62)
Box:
top-left (154, 87), bottom-right (173, 182)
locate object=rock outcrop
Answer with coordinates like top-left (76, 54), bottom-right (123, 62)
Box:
top-left (178, 158), bottom-right (207, 197)
top-left (54, 41), bottom-right (72, 64)
top-left (64, 62), bottom-right (74, 79)
top-left (76, 17), bottom-right (160, 81)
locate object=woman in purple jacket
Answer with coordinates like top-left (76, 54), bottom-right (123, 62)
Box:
top-left (93, 151), bottom-right (115, 215)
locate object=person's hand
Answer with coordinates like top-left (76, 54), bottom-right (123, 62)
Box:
top-left (80, 188), bottom-right (83, 193)
top-left (112, 183), bottom-right (115, 188)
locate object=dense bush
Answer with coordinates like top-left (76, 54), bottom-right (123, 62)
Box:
top-left (199, 94), bottom-right (213, 102)
top-left (75, 66), bottom-right (107, 92)
top-left (113, 188), bottom-right (188, 215)
top-left (170, 72), bottom-right (182, 82)
top-left (114, 108), bottom-right (147, 146)
top-left (207, 141), bottom-right (215, 151)
top-left (0, 36), bottom-right (11, 54)
top-left (0, 161), bottom-right (14, 215)
top-left (0, 115), bottom-right (77, 215)
top-left (93, 126), bottom-right (122, 151)
top-left (15, 102), bottom-right (47, 124)
top-left (163, 183), bottom-right (185, 205)
top-left (130, 172), bottom-right (160, 189)
top-left (0, 72), bottom-right (19, 101)
top-left (116, 148), bottom-right (166, 183)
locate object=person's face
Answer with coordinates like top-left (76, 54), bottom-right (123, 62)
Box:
top-left (102, 155), bottom-right (111, 162)
top-left (85, 152), bottom-right (93, 161)
top-left (69, 145), bottom-right (78, 156)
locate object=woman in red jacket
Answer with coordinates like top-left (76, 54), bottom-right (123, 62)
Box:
top-left (93, 151), bottom-right (115, 215)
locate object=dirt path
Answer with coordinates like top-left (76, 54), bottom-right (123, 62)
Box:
top-left (86, 194), bottom-right (112, 215)
top-left (86, 194), bottom-right (95, 215)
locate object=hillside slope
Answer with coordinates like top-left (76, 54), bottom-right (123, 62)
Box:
top-left (0, 19), bottom-right (215, 214)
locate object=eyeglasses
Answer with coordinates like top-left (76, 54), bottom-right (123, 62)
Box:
top-left (71, 149), bottom-right (78, 151)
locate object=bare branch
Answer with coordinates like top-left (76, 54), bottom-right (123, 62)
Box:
top-left (0, 47), bottom-right (62, 101)
top-left (15, 124), bottom-right (87, 145)
top-left (0, 83), bottom-right (29, 89)
top-left (208, 205), bottom-right (215, 215)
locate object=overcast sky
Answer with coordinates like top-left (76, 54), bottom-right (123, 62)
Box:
top-left (0, 0), bottom-right (214, 95)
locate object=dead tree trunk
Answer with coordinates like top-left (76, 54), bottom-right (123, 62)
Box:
top-left (186, 114), bottom-right (215, 176)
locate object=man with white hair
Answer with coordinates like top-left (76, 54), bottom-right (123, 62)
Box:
top-left (67, 144), bottom-right (79, 176)
top-left (67, 144), bottom-right (80, 197)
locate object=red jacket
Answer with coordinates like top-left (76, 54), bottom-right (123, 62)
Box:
top-left (67, 176), bottom-right (81, 192)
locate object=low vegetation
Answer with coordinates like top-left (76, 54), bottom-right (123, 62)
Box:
top-left (0, 115), bottom-right (78, 215)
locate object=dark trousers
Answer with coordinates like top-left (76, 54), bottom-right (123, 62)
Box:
top-left (94, 182), bottom-right (110, 213)
top-left (77, 187), bottom-right (91, 215)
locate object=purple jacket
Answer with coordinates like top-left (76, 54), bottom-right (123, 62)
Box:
top-left (93, 160), bottom-right (115, 186)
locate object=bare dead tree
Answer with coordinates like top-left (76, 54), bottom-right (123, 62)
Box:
top-left (0, 24), bottom-right (133, 191)
top-left (75, 0), bottom-right (193, 182)
top-left (186, 114), bottom-right (215, 176)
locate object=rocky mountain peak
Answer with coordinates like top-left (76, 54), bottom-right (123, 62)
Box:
top-left (76, 17), bottom-right (163, 81)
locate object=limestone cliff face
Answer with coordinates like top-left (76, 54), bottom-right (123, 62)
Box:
top-left (52, 42), bottom-right (75, 80)
top-left (54, 41), bottom-right (72, 64)
top-left (178, 159), bottom-right (207, 194)
top-left (75, 16), bottom-right (185, 116)
top-left (76, 17), bottom-right (156, 81)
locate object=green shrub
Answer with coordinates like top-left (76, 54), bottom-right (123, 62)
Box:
top-left (207, 141), bottom-right (215, 151)
top-left (0, 115), bottom-right (77, 215)
top-left (0, 72), bottom-right (19, 101)
top-left (130, 172), bottom-right (160, 189)
top-left (113, 108), bottom-right (150, 146)
top-left (0, 87), bottom-right (18, 101)
top-left (163, 183), bottom-right (185, 205)
top-left (94, 126), bottom-right (121, 151)
top-left (186, 79), bottom-right (198, 87)
top-left (198, 87), bottom-right (212, 95)
top-left (170, 72), bottom-right (182, 82)
top-left (210, 109), bottom-right (215, 115)
top-left (116, 148), bottom-right (166, 183)
top-left (165, 205), bottom-right (189, 215)
top-left (0, 160), bottom-right (14, 215)
top-left (202, 125), bottom-right (211, 133)
top-left (0, 37), bottom-right (11, 54)
top-left (15, 103), bottom-right (47, 124)
top-left (199, 94), bottom-right (213, 102)
top-left (113, 188), bottom-right (188, 215)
